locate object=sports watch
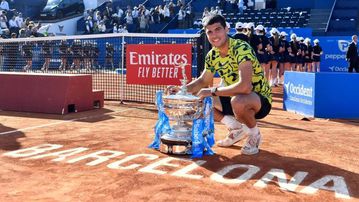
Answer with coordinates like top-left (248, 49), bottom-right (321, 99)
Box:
top-left (211, 87), bottom-right (218, 96)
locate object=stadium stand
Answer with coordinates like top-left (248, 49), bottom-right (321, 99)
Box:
top-left (327, 0), bottom-right (359, 35)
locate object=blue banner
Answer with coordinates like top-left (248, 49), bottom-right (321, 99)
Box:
top-left (316, 36), bottom-right (351, 72)
top-left (283, 72), bottom-right (315, 117)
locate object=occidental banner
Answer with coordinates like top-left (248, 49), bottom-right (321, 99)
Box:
top-left (126, 44), bottom-right (192, 85)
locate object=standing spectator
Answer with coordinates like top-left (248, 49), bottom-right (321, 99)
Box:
top-left (85, 16), bottom-right (94, 34)
top-left (105, 42), bottom-right (114, 69)
top-left (116, 6), bottom-right (124, 22)
top-left (0, 11), bottom-right (8, 29)
top-left (15, 13), bottom-right (24, 28)
top-left (70, 39), bottom-right (82, 70)
top-left (125, 10), bottom-right (133, 25)
top-left (83, 41), bottom-right (92, 71)
top-left (304, 38), bottom-right (313, 72)
top-left (138, 11), bottom-right (148, 33)
top-left (41, 40), bottom-right (52, 72)
top-left (312, 39), bottom-right (323, 72)
top-left (58, 39), bottom-right (69, 71)
top-left (185, 4), bottom-right (194, 28)
top-left (238, 0), bottom-right (244, 15)
top-left (268, 28), bottom-right (281, 87)
top-left (279, 31), bottom-right (290, 84)
top-left (22, 40), bottom-right (33, 71)
top-left (163, 5), bottom-right (170, 22)
top-left (346, 35), bottom-right (359, 73)
top-left (289, 33), bottom-right (299, 71)
top-left (6, 32), bottom-right (18, 70)
top-left (91, 41), bottom-right (99, 69)
top-left (177, 6), bottom-right (186, 28)
top-left (0, 0), bottom-right (9, 11)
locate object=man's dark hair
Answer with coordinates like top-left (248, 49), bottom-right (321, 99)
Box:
top-left (202, 14), bottom-right (226, 29)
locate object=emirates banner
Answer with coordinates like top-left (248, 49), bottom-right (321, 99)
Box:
top-left (126, 44), bottom-right (192, 85)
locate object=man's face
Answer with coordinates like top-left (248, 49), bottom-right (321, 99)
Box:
top-left (205, 22), bottom-right (228, 49)
top-left (354, 35), bottom-right (358, 43)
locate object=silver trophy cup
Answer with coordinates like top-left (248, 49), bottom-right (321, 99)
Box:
top-left (160, 64), bottom-right (204, 155)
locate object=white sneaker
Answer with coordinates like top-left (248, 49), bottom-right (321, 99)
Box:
top-left (217, 126), bottom-right (249, 147)
top-left (241, 132), bottom-right (262, 155)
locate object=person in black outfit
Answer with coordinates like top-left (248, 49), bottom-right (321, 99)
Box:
top-left (105, 42), bottom-right (114, 70)
top-left (91, 41), bottom-right (99, 69)
top-left (70, 39), bottom-right (83, 71)
top-left (346, 35), bottom-right (359, 73)
top-left (22, 40), bottom-right (33, 71)
top-left (58, 39), bottom-right (69, 71)
top-left (41, 40), bottom-right (52, 72)
top-left (232, 22), bottom-right (249, 42)
top-left (312, 39), bottom-right (323, 72)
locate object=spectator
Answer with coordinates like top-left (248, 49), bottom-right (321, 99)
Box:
top-left (85, 16), bottom-right (94, 34)
top-left (0, 0), bottom-right (9, 11)
top-left (312, 39), bottom-right (323, 72)
top-left (138, 11), bottom-right (148, 33)
top-left (202, 7), bottom-right (210, 18)
top-left (279, 31), bottom-right (290, 84)
top-left (303, 38), bottom-right (313, 72)
top-left (116, 6), bottom-right (124, 22)
top-left (8, 15), bottom-right (19, 34)
top-left (22, 40), bottom-right (33, 71)
top-left (214, 6), bottom-right (222, 15)
top-left (98, 20), bottom-right (106, 33)
top-left (15, 13), bottom-right (24, 28)
top-left (185, 4), bottom-right (194, 28)
top-left (105, 42), bottom-right (114, 69)
top-left (41, 40), bottom-right (52, 72)
top-left (163, 5), bottom-right (170, 22)
top-left (238, 0), bottom-right (244, 15)
top-left (7, 32), bottom-right (18, 70)
top-left (177, 6), bottom-right (186, 29)
top-left (113, 23), bottom-right (118, 33)
top-left (58, 39), bottom-right (69, 71)
top-left (0, 11), bottom-right (8, 29)
top-left (346, 35), bottom-right (359, 73)
top-left (125, 10), bottom-right (133, 25)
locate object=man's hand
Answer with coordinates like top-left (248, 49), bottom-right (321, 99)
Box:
top-left (196, 88), bottom-right (212, 99)
top-left (165, 85), bottom-right (180, 95)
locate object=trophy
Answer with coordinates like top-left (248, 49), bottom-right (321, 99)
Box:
top-left (149, 63), bottom-right (214, 156)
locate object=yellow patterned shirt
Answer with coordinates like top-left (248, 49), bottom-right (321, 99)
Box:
top-left (205, 38), bottom-right (272, 103)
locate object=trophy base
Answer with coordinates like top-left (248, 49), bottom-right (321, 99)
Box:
top-left (160, 134), bottom-right (192, 155)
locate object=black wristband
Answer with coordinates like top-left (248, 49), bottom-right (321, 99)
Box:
top-left (211, 87), bottom-right (218, 96)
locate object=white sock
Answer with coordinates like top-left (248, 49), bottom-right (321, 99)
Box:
top-left (249, 124), bottom-right (259, 135)
top-left (220, 115), bottom-right (242, 129)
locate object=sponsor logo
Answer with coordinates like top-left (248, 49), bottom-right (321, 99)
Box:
top-left (338, 40), bottom-right (350, 52)
top-left (324, 54), bottom-right (346, 60)
top-left (126, 44), bottom-right (192, 85)
top-left (284, 82), bottom-right (313, 98)
top-left (328, 66), bottom-right (348, 72)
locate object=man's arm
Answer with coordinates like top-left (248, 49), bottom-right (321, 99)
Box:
top-left (214, 61), bottom-right (253, 96)
top-left (195, 61), bottom-right (253, 99)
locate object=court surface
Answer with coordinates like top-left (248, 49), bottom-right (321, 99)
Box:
top-left (0, 87), bottom-right (358, 202)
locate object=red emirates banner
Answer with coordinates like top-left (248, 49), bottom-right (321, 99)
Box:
top-left (126, 44), bottom-right (192, 85)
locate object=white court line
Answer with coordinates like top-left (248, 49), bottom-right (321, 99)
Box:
top-left (0, 108), bottom-right (132, 136)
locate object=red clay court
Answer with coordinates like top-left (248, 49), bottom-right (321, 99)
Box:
top-left (0, 86), bottom-right (358, 201)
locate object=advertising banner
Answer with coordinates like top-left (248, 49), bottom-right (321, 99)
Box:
top-left (126, 44), bottom-right (192, 85)
top-left (316, 36), bottom-right (351, 72)
top-left (283, 72), bottom-right (315, 117)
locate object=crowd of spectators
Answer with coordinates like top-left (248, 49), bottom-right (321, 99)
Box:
top-left (0, 0), bottom-right (48, 39)
top-left (83, 0), bottom-right (195, 34)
